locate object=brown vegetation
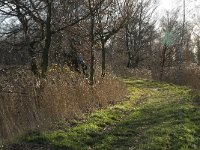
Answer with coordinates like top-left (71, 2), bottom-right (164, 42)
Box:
top-left (0, 66), bottom-right (127, 142)
top-left (157, 63), bottom-right (200, 89)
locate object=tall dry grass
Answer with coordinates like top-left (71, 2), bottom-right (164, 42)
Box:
top-left (159, 63), bottom-right (200, 89)
top-left (0, 65), bottom-right (127, 142)
top-left (111, 54), bottom-right (200, 90)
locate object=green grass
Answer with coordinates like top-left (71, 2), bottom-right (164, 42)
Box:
top-left (11, 79), bottom-right (200, 150)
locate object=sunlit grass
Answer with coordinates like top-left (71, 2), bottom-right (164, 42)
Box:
top-left (10, 79), bottom-right (200, 150)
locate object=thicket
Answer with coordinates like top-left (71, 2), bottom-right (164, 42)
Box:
top-left (0, 66), bottom-right (127, 142)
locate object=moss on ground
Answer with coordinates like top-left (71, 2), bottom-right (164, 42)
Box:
top-left (8, 79), bottom-right (200, 150)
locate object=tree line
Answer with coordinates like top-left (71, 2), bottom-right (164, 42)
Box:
top-left (0, 0), bottom-right (200, 84)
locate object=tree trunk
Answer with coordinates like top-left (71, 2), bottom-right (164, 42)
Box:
top-left (126, 25), bottom-right (132, 68)
top-left (197, 38), bottom-right (200, 65)
top-left (90, 48), bottom-right (95, 85)
top-left (176, 0), bottom-right (185, 84)
top-left (28, 47), bottom-right (39, 76)
top-left (89, 0), bottom-right (95, 85)
top-left (16, 2), bottom-right (39, 76)
top-left (101, 41), bottom-right (106, 77)
top-left (159, 44), bottom-right (167, 80)
top-left (41, 2), bottom-right (52, 77)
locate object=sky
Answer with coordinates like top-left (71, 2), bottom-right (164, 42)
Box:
top-left (157, 0), bottom-right (200, 36)
top-left (155, 0), bottom-right (200, 33)
top-left (159, 0), bottom-right (175, 11)
top-left (157, 0), bottom-right (200, 20)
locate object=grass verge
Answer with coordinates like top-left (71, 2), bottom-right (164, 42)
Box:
top-left (5, 79), bottom-right (200, 150)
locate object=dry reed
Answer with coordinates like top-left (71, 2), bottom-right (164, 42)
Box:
top-left (0, 65), bottom-right (127, 142)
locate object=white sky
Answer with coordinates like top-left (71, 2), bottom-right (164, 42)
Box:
top-left (155, 0), bottom-right (200, 31)
top-left (157, 0), bottom-right (200, 19)
top-left (159, 0), bottom-right (175, 11)
top-left (157, 0), bottom-right (200, 35)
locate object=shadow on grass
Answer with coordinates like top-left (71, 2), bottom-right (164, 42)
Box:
top-left (6, 79), bottom-right (200, 150)
top-left (91, 96), bottom-right (200, 150)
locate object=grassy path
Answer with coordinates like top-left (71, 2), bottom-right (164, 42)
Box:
top-left (9, 79), bottom-right (200, 150)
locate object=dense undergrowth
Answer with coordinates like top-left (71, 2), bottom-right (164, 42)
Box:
top-left (0, 65), bottom-right (127, 143)
top-left (4, 78), bottom-right (200, 150)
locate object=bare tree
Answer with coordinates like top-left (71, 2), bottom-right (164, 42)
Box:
top-left (175, 0), bottom-right (186, 84)
top-left (157, 10), bottom-right (182, 80)
top-left (152, 7), bottom-right (193, 81)
top-left (126, 0), bottom-right (157, 68)
top-left (0, 0), bottom-right (89, 77)
top-left (95, 0), bottom-right (132, 77)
